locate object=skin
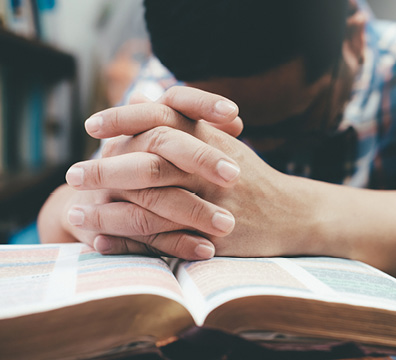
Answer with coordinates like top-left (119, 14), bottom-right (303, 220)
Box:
top-left (38, 5), bottom-right (396, 275)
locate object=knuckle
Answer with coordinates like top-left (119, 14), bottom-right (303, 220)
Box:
top-left (171, 233), bottom-right (193, 259)
top-left (146, 126), bottom-right (171, 153)
top-left (91, 207), bottom-right (105, 231)
top-left (135, 188), bottom-right (162, 210)
top-left (109, 109), bottom-right (120, 132)
top-left (139, 155), bottom-right (162, 185)
top-left (92, 161), bottom-right (106, 187)
top-left (191, 145), bottom-right (213, 169)
top-left (126, 205), bottom-right (152, 236)
top-left (155, 104), bottom-right (174, 127)
top-left (195, 94), bottom-right (208, 112)
top-left (189, 200), bottom-right (206, 224)
top-left (150, 156), bottom-right (161, 182)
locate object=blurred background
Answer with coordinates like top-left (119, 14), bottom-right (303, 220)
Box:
top-left (368, 0), bottom-right (396, 21)
top-left (0, 0), bottom-right (150, 244)
top-left (0, 0), bottom-right (395, 244)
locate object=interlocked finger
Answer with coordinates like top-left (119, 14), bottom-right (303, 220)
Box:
top-left (125, 187), bottom-right (235, 237)
top-left (68, 187), bottom-right (235, 238)
top-left (67, 201), bottom-right (183, 237)
top-left (66, 152), bottom-right (191, 190)
top-left (101, 126), bottom-right (240, 187)
top-left (93, 232), bottom-right (216, 261)
top-left (85, 86), bottom-right (239, 139)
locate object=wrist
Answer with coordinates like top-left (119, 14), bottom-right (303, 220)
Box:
top-left (287, 177), bottom-right (351, 259)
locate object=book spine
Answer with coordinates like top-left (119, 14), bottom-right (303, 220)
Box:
top-left (35, 0), bottom-right (57, 43)
top-left (2, 66), bottom-right (19, 171)
top-left (43, 81), bottom-right (72, 165)
top-left (0, 0), bottom-right (13, 30)
top-left (0, 66), bottom-right (4, 176)
top-left (1, 71), bottom-right (46, 171)
top-left (18, 82), bottom-right (31, 169)
top-left (18, 81), bottom-right (45, 169)
top-left (28, 82), bottom-right (45, 168)
top-left (29, 0), bottom-right (42, 38)
top-left (0, 1), bottom-right (8, 28)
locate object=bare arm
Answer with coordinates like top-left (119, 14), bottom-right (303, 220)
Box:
top-left (40, 86), bottom-right (396, 275)
top-left (301, 179), bottom-right (396, 275)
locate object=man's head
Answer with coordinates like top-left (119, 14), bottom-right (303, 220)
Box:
top-left (144, 0), bottom-right (366, 149)
top-left (144, 0), bottom-right (348, 83)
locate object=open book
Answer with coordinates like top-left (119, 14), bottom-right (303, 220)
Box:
top-left (2, 243), bottom-right (396, 360)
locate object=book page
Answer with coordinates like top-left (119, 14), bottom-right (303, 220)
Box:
top-left (290, 257), bottom-right (396, 307)
top-left (175, 256), bottom-right (396, 325)
top-left (0, 243), bottom-right (186, 319)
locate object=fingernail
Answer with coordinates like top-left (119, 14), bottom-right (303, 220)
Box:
top-left (85, 115), bottom-right (103, 134)
top-left (66, 167), bottom-right (84, 187)
top-left (68, 208), bottom-right (85, 226)
top-left (212, 212), bottom-right (235, 233)
top-left (195, 244), bottom-right (215, 259)
top-left (216, 160), bottom-right (240, 182)
top-left (214, 100), bottom-right (237, 116)
top-left (94, 236), bottom-right (111, 253)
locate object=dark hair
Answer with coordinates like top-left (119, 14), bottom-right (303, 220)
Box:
top-left (144, 0), bottom-right (348, 83)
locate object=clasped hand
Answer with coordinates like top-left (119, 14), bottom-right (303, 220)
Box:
top-left (64, 87), bottom-right (318, 260)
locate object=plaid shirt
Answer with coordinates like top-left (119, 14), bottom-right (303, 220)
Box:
top-left (123, 11), bottom-right (396, 190)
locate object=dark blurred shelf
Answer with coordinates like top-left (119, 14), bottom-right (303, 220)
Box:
top-left (0, 28), bottom-right (76, 82)
top-left (0, 27), bottom-right (80, 243)
top-left (0, 163), bottom-right (71, 227)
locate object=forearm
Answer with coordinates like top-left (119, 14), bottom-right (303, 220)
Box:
top-left (37, 184), bottom-right (78, 244)
top-left (303, 178), bottom-right (396, 276)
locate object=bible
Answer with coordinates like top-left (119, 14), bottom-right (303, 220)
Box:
top-left (1, 243), bottom-right (396, 359)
